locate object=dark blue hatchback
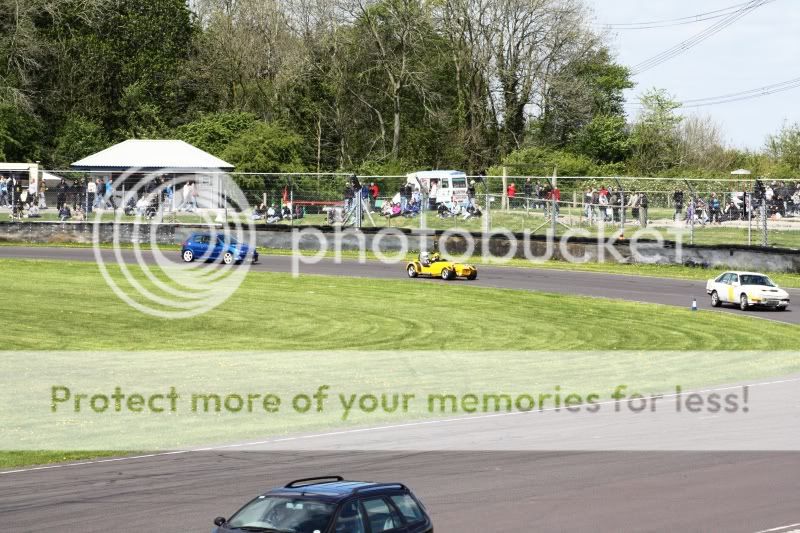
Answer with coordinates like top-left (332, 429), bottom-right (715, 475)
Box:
top-left (181, 232), bottom-right (258, 265)
top-left (213, 476), bottom-right (433, 533)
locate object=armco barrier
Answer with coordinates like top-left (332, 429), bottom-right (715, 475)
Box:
top-left (1, 221), bottom-right (799, 272)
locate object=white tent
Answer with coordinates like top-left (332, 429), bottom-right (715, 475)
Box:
top-left (71, 139), bottom-right (233, 171)
top-left (71, 140), bottom-right (234, 209)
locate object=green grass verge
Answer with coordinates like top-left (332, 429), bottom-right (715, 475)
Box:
top-left (0, 451), bottom-right (130, 469)
top-left (2, 258), bottom-right (800, 351)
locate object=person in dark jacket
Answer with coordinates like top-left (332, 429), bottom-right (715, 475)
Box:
top-left (673, 190), bottom-right (684, 221)
top-left (639, 192), bottom-right (649, 227)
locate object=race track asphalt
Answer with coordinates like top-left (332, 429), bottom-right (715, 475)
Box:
top-left (2, 450), bottom-right (799, 532)
top-left (1, 245), bottom-right (798, 324)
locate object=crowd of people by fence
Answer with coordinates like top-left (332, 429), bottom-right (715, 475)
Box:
top-left (3, 173), bottom-right (800, 231)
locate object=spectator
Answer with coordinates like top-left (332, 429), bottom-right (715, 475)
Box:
top-left (180, 181), bottom-right (196, 212)
top-left (598, 190), bottom-right (610, 222)
top-left (507, 182), bottom-right (516, 208)
top-left (584, 188), bottom-right (594, 223)
top-left (281, 204), bottom-right (292, 219)
top-left (163, 183), bottom-right (174, 211)
top-left (59, 205), bottom-right (71, 221)
top-left (38, 178), bottom-right (47, 209)
top-left (547, 184), bottom-right (561, 218)
top-left (369, 182), bottom-right (379, 210)
top-left (534, 181), bottom-right (544, 209)
top-left (523, 178), bottom-right (532, 210)
top-left (85, 179), bottom-right (96, 214)
top-left (251, 202), bottom-right (266, 220)
top-left (628, 192), bottom-right (640, 222)
top-left (54, 179), bottom-right (67, 210)
top-left (266, 204), bottom-right (281, 224)
top-left (344, 183), bottom-right (354, 212)
top-left (467, 180), bottom-right (475, 210)
top-left (673, 189), bottom-right (684, 221)
top-left (105, 177), bottom-right (117, 210)
top-left (0, 177), bottom-right (8, 207)
top-left (429, 179), bottom-right (439, 209)
top-left (639, 192), bottom-right (649, 227)
top-left (709, 193), bottom-right (721, 224)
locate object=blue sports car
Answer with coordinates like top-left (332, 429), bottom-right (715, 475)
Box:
top-left (180, 232), bottom-right (259, 264)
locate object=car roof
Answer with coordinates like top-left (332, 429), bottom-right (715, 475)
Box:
top-left (264, 480), bottom-right (407, 503)
top-left (721, 271), bottom-right (769, 276)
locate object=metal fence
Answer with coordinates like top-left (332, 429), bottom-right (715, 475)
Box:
top-left (2, 170), bottom-right (798, 250)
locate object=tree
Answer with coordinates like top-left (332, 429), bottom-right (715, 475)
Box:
top-left (629, 88), bottom-right (682, 175)
top-left (174, 112), bottom-right (259, 157)
top-left (571, 114), bottom-right (630, 163)
top-left (675, 114), bottom-right (734, 172)
top-left (51, 114), bottom-right (108, 168)
top-left (221, 122), bottom-right (306, 175)
top-left (766, 122), bottom-right (800, 173)
top-left (345, 0), bottom-right (437, 158)
top-left (475, 0), bottom-right (593, 153)
top-left (537, 46), bottom-right (633, 151)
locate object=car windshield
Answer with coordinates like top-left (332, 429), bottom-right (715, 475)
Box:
top-left (227, 496), bottom-right (336, 532)
top-left (740, 275), bottom-right (775, 287)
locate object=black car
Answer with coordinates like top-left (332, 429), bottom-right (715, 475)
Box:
top-left (213, 476), bottom-right (433, 533)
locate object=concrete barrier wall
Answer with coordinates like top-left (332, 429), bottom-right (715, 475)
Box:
top-left (1, 221), bottom-right (799, 272)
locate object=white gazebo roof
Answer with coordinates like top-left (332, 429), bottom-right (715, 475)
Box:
top-left (71, 140), bottom-right (234, 171)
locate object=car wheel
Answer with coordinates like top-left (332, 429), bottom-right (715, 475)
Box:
top-left (441, 268), bottom-right (453, 280)
top-left (182, 250), bottom-right (194, 262)
top-left (710, 291), bottom-right (721, 307)
top-left (467, 272), bottom-right (477, 280)
top-left (407, 265), bottom-right (418, 278)
top-left (739, 294), bottom-right (749, 311)
top-left (223, 252), bottom-right (235, 265)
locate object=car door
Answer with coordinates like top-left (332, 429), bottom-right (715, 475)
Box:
top-left (334, 500), bottom-right (367, 533)
top-left (387, 493), bottom-right (430, 533)
top-left (210, 235), bottom-right (226, 260)
top-left (714, 273), bottom-right (730, 302)
top-left (728, 273), bottom-right (740, 302)
top-left (192, 234), bottom-right (210, 259)
top-left (360, 496), bottom-right (407, 533)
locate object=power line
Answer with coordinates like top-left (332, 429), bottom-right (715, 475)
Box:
top-left (628, 75), bottom-right (800, 108)
top-left (630, 0), bottom-right (773, 75)
top-left (597, 1), bottom-right (755, 30)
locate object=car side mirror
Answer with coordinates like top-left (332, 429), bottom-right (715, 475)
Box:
top-left (213, 516), bottom-right (227, 527)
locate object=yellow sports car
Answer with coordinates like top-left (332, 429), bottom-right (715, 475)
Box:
top-left (406, 252), bottom-right (477, 280)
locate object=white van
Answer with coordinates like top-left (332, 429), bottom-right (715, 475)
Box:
top-left (406, 170), bottom-right (468, 205)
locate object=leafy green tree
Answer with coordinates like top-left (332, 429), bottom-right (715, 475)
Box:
top-left (51, 114), bottom-right (109, 168)
top-left (538, 47), bottom-right (633, 153)
top-left (766, 122), bottom-right (800, 173)
top-left (174, 112), bottom-right (259, 157)
top-left (570, 114), bottom-right (630, 163)
top-left (629, 88), bottom-right (682, 175)
top-left (221, 122), bottom-right (306, 189)
top-left (0, 104), bottom-right (42, 161)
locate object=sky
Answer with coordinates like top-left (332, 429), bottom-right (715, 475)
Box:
top-left (585, 0), bottom-right (800, 150)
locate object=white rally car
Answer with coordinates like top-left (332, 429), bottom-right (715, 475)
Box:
top-left (706, 271), bottom-right (790, 311)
